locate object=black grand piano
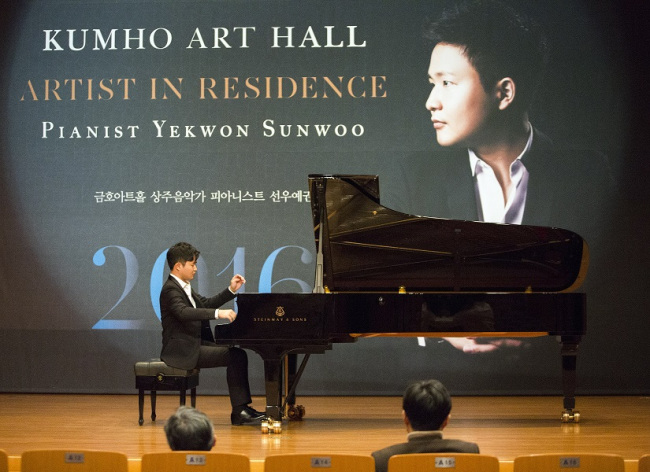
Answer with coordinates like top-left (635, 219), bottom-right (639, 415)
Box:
top-left (215, 174), bottom-right (588, 423)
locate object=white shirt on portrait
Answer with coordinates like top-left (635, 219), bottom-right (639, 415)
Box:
top-left (468, 124), bottom-right (533, 224)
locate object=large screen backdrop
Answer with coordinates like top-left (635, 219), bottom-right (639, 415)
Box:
top-left (1, 0), bottom-right (648, 395)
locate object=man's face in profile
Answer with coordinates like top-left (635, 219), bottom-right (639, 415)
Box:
top-left (175, 257), bottom-right (198, 283)
top-left (426, 43), bottom-right (496, 148)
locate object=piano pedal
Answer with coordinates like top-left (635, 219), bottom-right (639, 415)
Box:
top-left (561, 409), bottom-right (581, 423)
top-left (287, 404), bottom-right (306, 421)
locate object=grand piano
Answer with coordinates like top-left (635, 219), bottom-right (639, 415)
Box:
top-left (215, 174), bottom-right (588, 423)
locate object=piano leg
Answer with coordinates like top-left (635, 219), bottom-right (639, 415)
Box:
top-left (284, 354), bottom-right (309, 420)
top-left (244, 343), bottom-right (330, 422)
top-left (559, 335), bottom-right (581, 423)
top-left (286, 354), bottom-right (297, 407)
top-left (262, 356), bottom-right (284, 421)
top-left (243, 344), bottom-right (286, 421)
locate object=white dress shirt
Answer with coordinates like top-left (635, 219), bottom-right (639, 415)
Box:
top-left (469, 124), bottom-right (533, 224)
top-left (170, 274), bottom-right (228, 320)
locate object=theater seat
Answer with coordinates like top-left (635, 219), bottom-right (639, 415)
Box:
top-left (134, 358), bottom-right (199, 425)
top-left (264, 453), bottom-right (374, 472)
top-left (21, 450), bottom-right (128, 472)
top-left (388, 453), bottom-right (500, 472)
top-left (141, 452), bottom-right (250, 472)
top-left (513, 453), bottom-right (625, 472)
top-left (0, 449), bottom-right (7, 472)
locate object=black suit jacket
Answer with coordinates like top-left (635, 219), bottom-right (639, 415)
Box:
top-left (383, 128), bottom-right (616, 250)
top-left (372, 432), bottom-right (480, 472)
top-left (160, 276), bottom-right (236, 370)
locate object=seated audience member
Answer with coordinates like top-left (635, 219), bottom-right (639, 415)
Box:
top-left (164, 406), bottom-right (216, 451)
top-left (372, 379), bottom-right (479, 472)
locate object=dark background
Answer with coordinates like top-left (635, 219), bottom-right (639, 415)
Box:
top-left (0, 0), bottom-right (648, 396)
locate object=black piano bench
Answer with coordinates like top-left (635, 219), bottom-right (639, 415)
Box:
top-left (134, 358), bottom-right (199, 426)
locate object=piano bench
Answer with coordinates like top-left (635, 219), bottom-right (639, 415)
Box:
top-left (134, 359), bottom-right (199, 426)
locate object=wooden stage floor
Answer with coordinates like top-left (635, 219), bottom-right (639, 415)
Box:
top-left (0, 394), bottom-right (648, 467)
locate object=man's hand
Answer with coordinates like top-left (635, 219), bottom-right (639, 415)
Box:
top-left (229, 274), bottom-right (246, 293)
top-left (217, 309), bottom-right (237, 322)
top-left (443, 337), bottom-right (526, 354)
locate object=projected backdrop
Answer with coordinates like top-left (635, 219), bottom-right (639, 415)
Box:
top-left (1, 0), bottom-right (648, 395)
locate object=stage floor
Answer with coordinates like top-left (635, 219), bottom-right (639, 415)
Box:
top-left (0, 394), bottom-right (648, 467)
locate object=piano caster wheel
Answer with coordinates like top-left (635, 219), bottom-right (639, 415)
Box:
top-left (261, 419), bottom-right (283, 434)
top-left (287, 404), bottom-right (305, 421)
top-left (561, 410), bottom-right (580, 423)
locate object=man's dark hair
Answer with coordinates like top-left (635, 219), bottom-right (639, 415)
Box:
top-left (424, 0), bottom-right (549, 110)
top-left (402, 379), bottom-right (452, 431)
top-left (164, 406), bottom-right (215, 451)
top-left (167, 242), bottom-right (200, 270)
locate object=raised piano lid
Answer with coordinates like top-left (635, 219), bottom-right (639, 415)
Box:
top-left (309, 174), bottom-right (589, 293)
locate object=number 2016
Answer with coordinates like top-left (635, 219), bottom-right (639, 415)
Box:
top-left (91, 245), bottom-right (313, 329)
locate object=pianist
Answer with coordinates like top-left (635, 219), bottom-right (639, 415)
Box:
top-left (371, 379), bottom-right (479, 472)
top-left (160, 242), bottom-right (265, 425)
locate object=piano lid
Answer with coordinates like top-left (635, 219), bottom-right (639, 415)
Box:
top-left (309, 174), bottom-right (589, 293)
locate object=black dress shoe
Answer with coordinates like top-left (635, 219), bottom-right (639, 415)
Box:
top-left (231, 406), bottom-right (265, 425)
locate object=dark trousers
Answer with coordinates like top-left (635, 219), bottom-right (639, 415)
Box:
top-left (196, 344), bottom-right (252, 409)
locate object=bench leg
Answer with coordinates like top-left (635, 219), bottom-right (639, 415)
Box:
top-left (151, 390), bottom-right (157, 421)
top-left (138, 389), bottom-right (145, 426)
top-left (135, 372), bottom-right (199, 424)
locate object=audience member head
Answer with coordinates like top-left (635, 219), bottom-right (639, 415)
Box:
top-left (164, 406), bottom-right (216, 451)
top-left (402, 379), bottom-right (452, 431)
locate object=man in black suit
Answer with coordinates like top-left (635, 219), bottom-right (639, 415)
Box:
top-left (371, 379), bottom-right (479, 472)
top-left (384, 0), bottom-right (614, 353)
top-left (160, 241), bottom-right (264, 425)
top-left (393, 0), bottom-right (613, 246)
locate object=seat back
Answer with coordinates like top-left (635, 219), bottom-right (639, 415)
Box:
top-left (638, 455), bottom-right (650, 472)
top-left (0, 450), bottom-right (8, 472)
top-left (264, 453), bottom-right (374, 472)
top-left (388, 453), bottom-right (499, 472)
top-left (21, 450), bottom-right (128, 472)
top-left (141, 452), bottom-right (250, 472)
top-left (513, 453), bottom-right (625, 472)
